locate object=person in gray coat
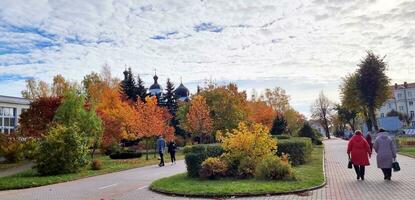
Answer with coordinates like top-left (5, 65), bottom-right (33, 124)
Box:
top-left (374, 128), bottom-right (397, 180)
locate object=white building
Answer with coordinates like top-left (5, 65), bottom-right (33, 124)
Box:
top-left (0, 95), bottom-right (30, 134)
top-left (378, 82), bottom-right (415, 128)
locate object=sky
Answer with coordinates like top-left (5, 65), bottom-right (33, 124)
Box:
top-left (1, 0), bottom-right (415, 117)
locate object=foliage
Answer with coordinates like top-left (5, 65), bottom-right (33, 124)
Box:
top-left (91, 160), bottom-right (102, 170)
top-left (109, 151), bottom-right (142, 159)
top-left (162, 78), bottom-right (178, 116)
top-left (311, 91), bottom-right (333, 138)
top-left (255, 155), bottom-right (293, 180)
top-left (52, 74), bottom-right (71, 97)
top-left (261, 87), bottom-right (291, 113)
top-left (0, 133), bottom-right (24, 163)
top-left (181, 95), bottom-right (213, 143)
top-left (21, 79), bottom-right (51, 100)
top-left (183, 144), bottom-right (223, 177)
top-left (199, 83), bottom-right (248, 132)
top-left (34, 125), bottom-right (89, 175)
top-left (356, 51), bottom-right (390, 131)
top-left (273, 135), bottom-right (291, 140)
top-left (185, 153), bottom-right (207, 177)
top-left (277, 137), bottom-right (313, 165)
top-left (19, 96), bottom-right (62, 138)
top-left (297, 123), bottom-right (321, 145)
top-left (335, 104), bottom-right (358, 131)
top-left (270, 114), bottom-right (288, 135)
top-left (199, 157), bottom-right (228, 179)
top-left (82, 72), bottom-right (104, 104)
top-left (284, 108), bottom-right (306, 135)
top-left (246, 100), bottom-right (276, 129)
top-left (120, 68), bottom-right (138, 102)
top-left (136, 74), bottom-right (148, 102)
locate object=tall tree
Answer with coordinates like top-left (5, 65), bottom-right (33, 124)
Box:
top-left (162, 78), bottom-right (178, 115)
top-left (21, 80), bottom-right (51, 99)
top-left (136, 74), bottom-right (147, 102)
top-left (120, 68), bottom-right (137, 102)
top-left (52, 74), bottom-right (70, 97)
top-left (356, 51), bottom-right (390, 131)
top-left (335, 104), bottom-right (358, 132)
top-left (246, 100), bottom-right (276, 129)
top-left (311, 91), bottom-right (333, 139)
top-left (284, 108), bottom-right (305, 135)
top-left (270, 114), bottom-right (287, 135)
top-left (261, 87), bottom-right (290, 113)
top-left (181, 95), bottom-right (213, 143)
top-left (82, 72), bottom-right (103, 104)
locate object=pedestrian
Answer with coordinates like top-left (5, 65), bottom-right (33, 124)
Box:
top-left (347, 130), bottom-right (371, 180)
top-left (366, 132), bottom-right (373, 152)
top-left (156, 135), bottom-right (166, 167)
top-left (167, 140), bottom-right (177, 165)
top-left (374, 128), bottom-right (397, 180)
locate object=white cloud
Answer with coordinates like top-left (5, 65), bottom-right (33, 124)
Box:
top-left (0, 0), bottom-right (414, 117)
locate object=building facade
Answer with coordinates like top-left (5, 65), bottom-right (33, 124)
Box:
top-left (0, 95), bottom-right (30, 134)
top-left (378, 82), bottom-right (415, 128)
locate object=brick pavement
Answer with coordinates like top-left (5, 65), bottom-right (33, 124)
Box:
top-left (1, 139), bottom-right (414, 200)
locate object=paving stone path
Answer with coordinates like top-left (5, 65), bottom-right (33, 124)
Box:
top-left (0, 139), bottom-right (414, 200)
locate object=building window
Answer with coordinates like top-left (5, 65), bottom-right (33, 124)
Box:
top-left (388, 103), bottom-right (392, 109)
top-left (381, 113), bottom-right (385, 118)
top-left (0, 107), bottom-right (17, 134)
top-left (409, 91), bottom-right (413, 97)
top-left (410, 101), bottom-right (414, 106)
top-left (399, 106), bottom-right (404, 111)
top-left (398, 93), bottom-right (403, 99)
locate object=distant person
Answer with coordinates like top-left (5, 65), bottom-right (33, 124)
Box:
top-left (366, 132), bottom-right (373, 152)
top-left (167, 140), bottom-right (177, 165)
top-left (347, 130), bottom-right (371, 180)
top-left (374, 128), bottom-right (397, 180)
top-left (157, 135), bottom-right (166, 167)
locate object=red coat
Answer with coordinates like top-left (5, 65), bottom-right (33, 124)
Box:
top-left (347, 135), bottom-right (371, 166)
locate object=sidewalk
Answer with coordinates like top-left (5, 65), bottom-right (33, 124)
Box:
top-left (0, 162), bottom-right (33, 178)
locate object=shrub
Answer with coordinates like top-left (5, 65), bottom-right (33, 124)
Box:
top-left (109, 151), bottom-right (142, 159)
top-left (0, 134), bottom-right (24, 163)
top-left (91, 160), bottom-right (102, 170)
top-left (185, 153), bottom-right (207, 177)
top-left (273, 135), bottom-right (291, 140)
top-left (34, 125), bottom-right (89, 175)
top-left (255, 155), bottom-right (293, 180)
top-left (297, 123), bottom-right (321, 145)
top-left (22, 138), bottom-right (37, 160)
top-left (277, 137), bottom-right (312, 166)
top-left (199, 157), bottom-right (228, 179)
top-left (237, 157), bottom-right (256, 178)
top-left (206, 145), bottom-right (224, 157)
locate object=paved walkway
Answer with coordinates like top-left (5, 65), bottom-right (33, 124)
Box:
top-left (0, 139), bottom-right (415, 200)
top-left (0, 162), bottom-right (33, 178)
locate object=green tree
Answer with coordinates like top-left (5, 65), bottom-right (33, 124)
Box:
top-left (162, 78), bottom-right (178, 116)
top-left (298, 122), bottom-right (319, 144)
top-left (270, 114), bottom-right (287, 135)
top-left (120, 68), bottom-right (137, 102)
top-left (356, 51), bottom-right (390, 131)
top-left (136, 74), bottom-right (147, 102)
top-left (335, 104), bottom-right (358, 132)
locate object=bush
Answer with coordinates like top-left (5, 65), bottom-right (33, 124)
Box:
top-left (199, 157), bottom-right (228, 179)
top-left (22, 138), bottom-right (37, 160)
top-left (237, 157), bottom-right (256, 178)
top-left (255, 155), bottom-right (293, 180)
top-left (206, 145), bottom-right (224, 157)
top-left (0, 134), bottom-right (24, 163)
top-left (277, 137), bottom-right (312, 166)
top-left (109, 151), bottom-right (142, 159)
top-left (297, 123), bottom-right (321, 145)
top-left (34, 125), bottom-right (89, 176)
top-left (185, 153), bottom-right (207, 177)
top-left (273, 135), bottom-right (291, 140)
top-left (91, 160), bottom-right (102, 170)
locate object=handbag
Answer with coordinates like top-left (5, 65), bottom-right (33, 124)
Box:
top-left (348, 160), bottom-right (353, 169)
top-left (392, 160), bottom-right (400, 172)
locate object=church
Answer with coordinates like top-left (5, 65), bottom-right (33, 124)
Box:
top-left (147, 73), bottom-right (190, 102)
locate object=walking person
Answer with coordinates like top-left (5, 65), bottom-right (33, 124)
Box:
top-left (347, 130), bottom-right (371, 180)
top-left (374, 128), bottom-right (397, 180)
top-left (157, 135), bottom-right (166, 167)
top-left (167, 140), bottom-right (177, 165)
top-left (366, 132), bottom-right (373, 152)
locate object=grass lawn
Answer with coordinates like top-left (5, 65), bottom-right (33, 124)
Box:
top-left (150, 146), bottom-right (324, 197)
top-left (398, 146), bottom-right (415, 158)
top-left (0, 151), bottom-right (183, 190)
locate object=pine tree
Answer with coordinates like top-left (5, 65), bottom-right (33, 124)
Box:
top-left (136, 74), bottom-right (147, 102)
top-left (120, 68), bottom-right (137, 102)
top-left (162, 78), bottom-right (178, 116)
top-left (270, 114), bottom-right (287, 135)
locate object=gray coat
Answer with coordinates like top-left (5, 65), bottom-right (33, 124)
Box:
top-left (374, 132), bottom-right (397, 169)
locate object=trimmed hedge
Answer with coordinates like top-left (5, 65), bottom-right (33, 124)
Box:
top-left (183, 144), bottom-right (224, 177)
top-left (109, 151), bottom-right (142, 159)
top-left (272, 135), bottom-right (291, 140)
top-left (277, 137), bottom-right (312, 166)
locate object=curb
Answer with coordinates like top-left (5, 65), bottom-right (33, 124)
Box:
top-left (150, 146), bottom-right (327, 198)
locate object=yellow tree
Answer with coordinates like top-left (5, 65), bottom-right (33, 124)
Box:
top-left (52, 74), bottom-right (70, 97)
top-left (183, 95), bottom-right (213, 143)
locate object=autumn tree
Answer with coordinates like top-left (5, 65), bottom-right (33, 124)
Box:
top-left (19, 96), bottom-right (62, 138)
top-left (284, 108), bottom-right (305, 135)
top-left (270, 114), bottom-right (287, 135)
top-left (180, 95), bottom-right (213, 143)
top-left (311, 91), bottom-right (333, 139)
top-left (21, 79), bottom-right (51, 99)
top-left (261, 87), bottom-right (290, 113)
top-left (246, 100), bottom-right (276, 129)
top-left (52, 74), bottom-right (70, 97)
top-left (356, 51), bottom-right (390, 131)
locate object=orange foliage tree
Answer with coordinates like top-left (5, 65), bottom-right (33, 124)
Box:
top-left (181, 95), bottom-right (213, 143)
top-left (246, 101), bottom-right (276, 129)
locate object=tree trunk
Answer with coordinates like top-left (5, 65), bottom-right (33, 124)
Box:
top-left (369, 107), bottom-right (379, 132)
top-left (364, 111), bottom-right (373, 132)
top-left (145, 139), bottom-right (149, 161)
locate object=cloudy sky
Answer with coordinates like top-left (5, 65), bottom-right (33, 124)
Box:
top-left (1, 0), bottom-right (414, 117)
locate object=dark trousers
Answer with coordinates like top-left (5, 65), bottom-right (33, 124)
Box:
top-left (159, 151), bottom-right (164, 166)
top-left (354, 165), bottom-right (365, 178)
top-left (170, 152), bottom-right (176, 163)
top-left (382, 168), bottom-right (392, 179)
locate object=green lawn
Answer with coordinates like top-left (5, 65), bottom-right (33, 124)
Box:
top-left (150, 146), bottom-right (324, 197)
top-left (398, 146), bottom-right (415, 158)
top-left (0, 152), bottom-right (183, 190)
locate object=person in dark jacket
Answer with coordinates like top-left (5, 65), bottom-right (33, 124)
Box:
top-left (347, 130), bottom-right (372, 180)
top-left (167, 141), bottom-right (177, 165)
top-left (374, 128), bottom-right (397, 180)
top-left (366, 132), bottom-right (373, 152)
top-left (156, 135), bottom-right (166, 167)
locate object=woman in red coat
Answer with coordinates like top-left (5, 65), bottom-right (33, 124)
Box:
top-left (347, 130), bottom-right (372, 180)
